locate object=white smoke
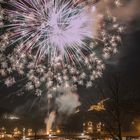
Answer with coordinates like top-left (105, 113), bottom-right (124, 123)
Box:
top-left (45, 111), bottom-right (56, 134)
top-left (56, 92), bottom-right (81, 115)
top-left (97, 0), bottom-right (140, 22)
top-left (44, 84), bottom-right (81, 133)
top-left (52, 84), bottom-right (81, 115)
top-left (113, 0), bottom-right (140, 22)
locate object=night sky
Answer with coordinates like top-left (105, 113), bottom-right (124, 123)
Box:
top-left (0, 0), bottom-right (140, 132)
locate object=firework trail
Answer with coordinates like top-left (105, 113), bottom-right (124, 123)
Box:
top-left (45, 111), bottom-right (56, 135)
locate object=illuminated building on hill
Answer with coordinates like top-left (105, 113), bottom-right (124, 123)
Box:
top-left (83, 121), bottom-right (105, 134)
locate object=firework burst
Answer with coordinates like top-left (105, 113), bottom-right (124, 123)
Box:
top-left (0, 0), bottom-right (123, 95)
top-left (2, 0), bottom-right (95, 64)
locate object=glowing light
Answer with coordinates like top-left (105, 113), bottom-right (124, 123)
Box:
top-left (56, 129), bottom-right (61, 134)
top-left (88, 98), bottom-right (109, 111)
top-left (3, 114), bottom-right (20, 120)
top-left (91, 6), bottom-right (96, 12)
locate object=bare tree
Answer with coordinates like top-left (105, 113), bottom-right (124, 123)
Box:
top-left (94, 72), bottom-right (138, 140)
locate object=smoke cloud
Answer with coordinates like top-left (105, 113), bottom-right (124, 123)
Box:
top-left (44, 85), bottom-right (81, 133)
top-left (97, 0), bottom-right (140, 22)
top-left (45, 111), bottom-right (56, 134)
top-left (113, 0), bottom-right (140, 22)
top-left (56, 92), bottom-right (81, 115)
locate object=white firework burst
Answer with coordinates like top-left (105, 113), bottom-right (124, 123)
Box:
top-left (0, 0), bottom-right (123, 96)
top-left (3, 0), bottom-right (94, 64)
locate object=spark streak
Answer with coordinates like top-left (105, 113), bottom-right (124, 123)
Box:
top-left (3, 0), bottom-right (94, 64)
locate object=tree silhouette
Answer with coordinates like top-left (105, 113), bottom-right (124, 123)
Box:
top-left (94, 72), bottom-right (139, 140)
